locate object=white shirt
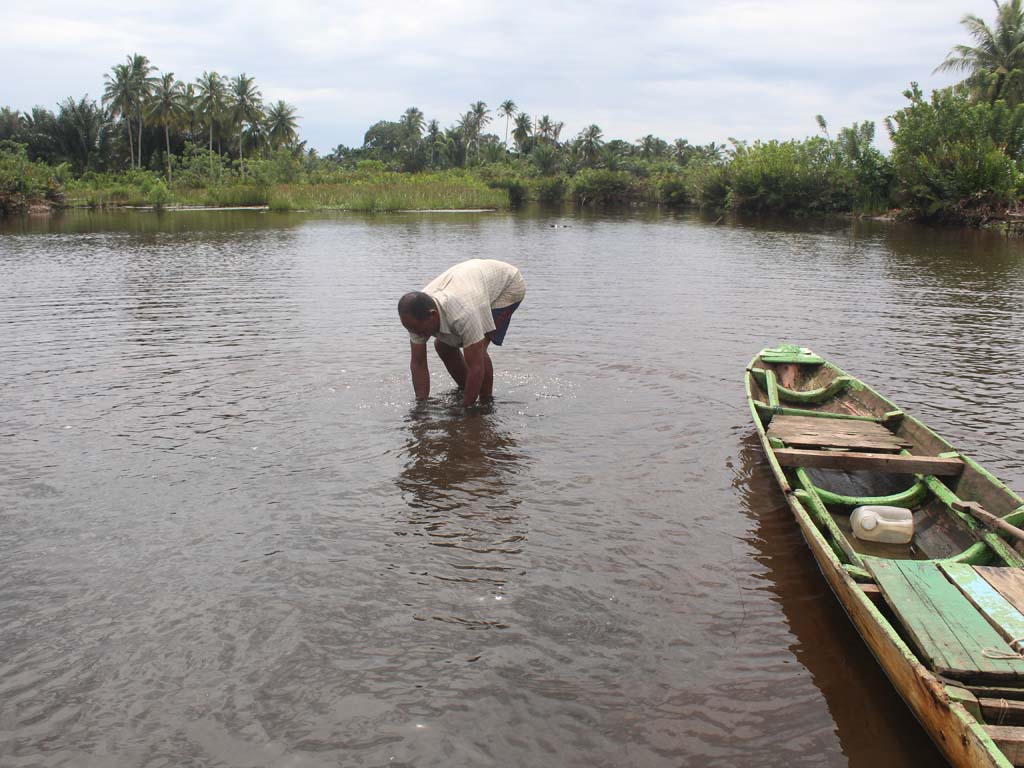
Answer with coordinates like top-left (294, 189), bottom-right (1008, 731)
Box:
top-left (409, 259), bottom-right (526, 348)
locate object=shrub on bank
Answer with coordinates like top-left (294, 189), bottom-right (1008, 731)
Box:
top-left (532, 176), bottom-right (567, 203)
top-left (684, 162), bottom-right (731, 211)
top-left (725, 138), bottom-right (854, 215)
top-left (888, 84), bottom-right (1024, 222)
top-left (570, 169), bottom-right (639, 205)
top-left (0, 141), bottom-right (65, 213)
top-left (64, 169), bottom-right (170, 207)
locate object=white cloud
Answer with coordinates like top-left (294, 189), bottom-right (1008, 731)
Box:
top-left (0, 0), bottom-right (987, 152)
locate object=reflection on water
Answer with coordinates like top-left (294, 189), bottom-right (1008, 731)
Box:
top-left (399, 395), bottom-right (524, 513)
top-left (397, 394), bottom-right (527, 593)
top-left (2, 207), bottom-right (1023, 767)
top-left (733, 434), bottom-right (944, 767)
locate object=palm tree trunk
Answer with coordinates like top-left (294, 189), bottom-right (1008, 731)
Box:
top-left (238, 129), bottom-right (244, 175)
top-left (209, 124), bottom-right (214, 179)
top-left (137, 112), bottom-right (144, 168)
top-left (165, 125), bottom-right (172, 183)
top-left (126, 118), bottom-right (135, 170)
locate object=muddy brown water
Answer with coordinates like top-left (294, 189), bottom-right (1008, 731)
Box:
top-left (3, 207), bottom-right (1024, 767)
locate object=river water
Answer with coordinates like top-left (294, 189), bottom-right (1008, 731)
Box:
top-left (2, 207), bottom-right (1024, 767)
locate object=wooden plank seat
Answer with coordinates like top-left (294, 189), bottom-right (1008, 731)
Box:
top-left (977, 567), bottom-right (1024, 617)
top-left (867, 558), bottom-right (1024, 683)
top-left (768, 414), bottom-right (912, 452)
top-left (942, 564), bottom-right (1024, 646)
top-left (983, 726), bottom-right (1024, 766)
top-left (774, 448), bottom-right (964, 475)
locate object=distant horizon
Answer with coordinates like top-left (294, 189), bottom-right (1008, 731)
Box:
top-left (3, 0), bottom-right (978, 154)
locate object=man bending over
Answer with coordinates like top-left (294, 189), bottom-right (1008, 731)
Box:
top-left (398, 259), bottom-right (526, 406)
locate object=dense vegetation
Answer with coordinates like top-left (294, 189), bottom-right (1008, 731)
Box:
top-left (4, 1), bottom-right (1024, 223)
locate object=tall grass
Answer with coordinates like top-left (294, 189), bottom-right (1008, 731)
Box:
top-left (58, 169), bottom-right (510, 211)
top-left (267, 178), bottom-right (507, 211)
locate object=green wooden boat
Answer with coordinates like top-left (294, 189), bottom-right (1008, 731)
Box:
top-left (747, 345), bottom-right (1024, 768)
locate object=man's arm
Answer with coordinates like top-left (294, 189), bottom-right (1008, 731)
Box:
top-left (461, 339), bottom-right (489, 406)
top-left (410, 342), bottom-right (430, 400)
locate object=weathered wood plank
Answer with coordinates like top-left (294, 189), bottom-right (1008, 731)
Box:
top-left (978, 567), bottom-right (1024, 618)
top-left (767, 415), bottom-right (913, 452)
top-left (867, 558), bottom-right (1024, 681)
top-left (981, 698), bottom-right (1024, 726)
top-left (770, 415), bottom-right (897, 433)
top-left (775, 449), bottom-right (963, 475)
top-left (983, 725), bottom-right (1024, 765)
top-left (943, 563), bottom-right (1024, 645)
top-left (776, 437), bottom-right (908, 452)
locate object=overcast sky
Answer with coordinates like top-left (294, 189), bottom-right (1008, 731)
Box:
top-left (1, 0), bottom-right (986, 153)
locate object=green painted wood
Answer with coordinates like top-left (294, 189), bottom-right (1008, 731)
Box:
top-left (867, 558), bottom-right (1024, 681)
top-left (813, 480), bottom-right (928, 509)
top-left (944, 541), bottom-right (999, 567)
top-left (753, 401), bottom-right (888, 422)
top-left (775, 375), bottom-right (852, 405)
top-left (759, 345), bottom-right (825, 364)
top-left (1007, 506), bottom-right (1024, 528)
top-left (765, 368), bottom-right (780, 409)
top-left (921, 475), bottom-right (1024, 568)
top-left (943, 563), bottom-right (1024, 645)
top-left (793, 478), bottom-right (865, 569)
top-left (775, 448), bottom-right (963, 475)
top-left (946, 684), bottom-right (984, 721)
top-left (842, 563), bottom-right (873, 582)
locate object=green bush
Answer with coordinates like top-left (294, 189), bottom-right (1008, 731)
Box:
top-left (533, 175), bottom-right (567, 203)
top-left (888, 84), bottom-right (1024, 221)
top-left (657, 174), bottom-right (689, 207)
top-left (0, 141), bottom-right (65, 213)
top-left (570, 169), bottom-right (638, 205)
top-left (173, 143), bottom-right (233, 188)
top-left (725, 138), bottom-right (854, 215)
top-left (683, 162), bottom-right (731, 210)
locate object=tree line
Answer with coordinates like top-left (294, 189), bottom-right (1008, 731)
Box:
top-left (5, 0), bottom-right (1024, 224)
top-left (0, 54), bottom-right (299, 180)
top-left (329, 100), bottom-right (724, 175)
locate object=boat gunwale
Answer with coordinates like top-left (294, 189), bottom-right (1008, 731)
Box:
top-left (745, 350), bottom-right (1020, 768)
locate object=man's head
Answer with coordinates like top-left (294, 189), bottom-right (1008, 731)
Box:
top-left (398, 291), bottom-right (440, 337)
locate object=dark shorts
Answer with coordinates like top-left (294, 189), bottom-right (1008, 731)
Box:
top-left (486, 301), bottom-right (521, 346)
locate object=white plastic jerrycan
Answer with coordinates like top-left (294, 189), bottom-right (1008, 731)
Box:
top-left (850, 506), bottom-right (914, 544)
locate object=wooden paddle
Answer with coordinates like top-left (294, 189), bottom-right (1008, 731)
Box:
top-left (953, 501), bottom-right (1024, 544)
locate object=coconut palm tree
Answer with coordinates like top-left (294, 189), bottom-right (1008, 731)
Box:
top-left (672, 138), bottom-right (694, 165)
top-left (400, 106), bottom-right (424, 151)
top-left (577, 124), bottom-right (604, 167)
top-left (181, 83), bottom-right (200, 143)
top-left (195, 71), bottom-right (226, 177)
top-left (498, 99), bottom-right (517, 147)
top-left (551, 120), bottom-right (565, 143)
top-left (266, 100), bottom-right (299, 150)
top-left (535, 115), bottom-right (553, 143)
top-left (468, 101), bottom-right (490, 163)
top-left (102, 62), bottom-right (136, 168)
top-left (454, 112), bottom-right (474, 167)
top-left (937, 0), bottom-right (1024, 104)
top-left (425, 119), bottom-right (442, 166)
top-left (244, 119), bottom-right (267, 157)
top-left (637, 134), bottom-right (669, 159)
top-left (228, 74), bottom-right (263, 173)
top-left (148, 73), bottom-right (186, 182)
top-left (128, 54), bottom-right (157, 168)
top-left (512, 113), bottom-right (533, 153)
